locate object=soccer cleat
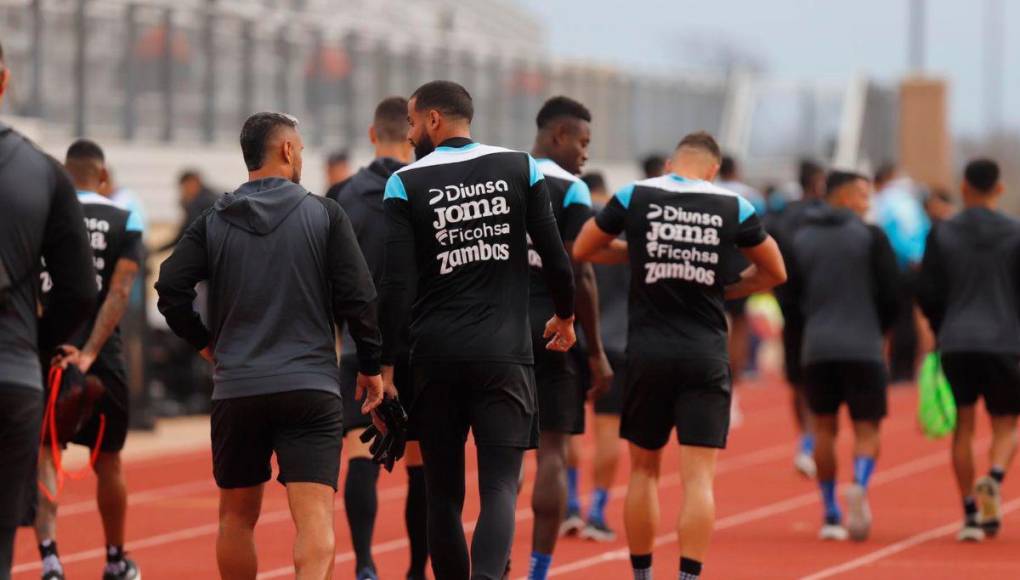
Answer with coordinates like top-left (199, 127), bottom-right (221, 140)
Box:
top-left (818, 523), bottom-right (849, 541)
top-left (580, 519), bottom-right (617, 542)
top-left (845, 484), bottom-right (872, 541)
top-left (560, 508), bottom-right (585, 537)
top-left (356, 566), bottom-right (379, 580)
top-left (975, 476), bottom-right (1002, 537)
top-left (102, 558), bottom-right (141, 580)
top-left (794, 452), bottom-right (817, 479)
top-left (957, 523), bottom-right (986, 542)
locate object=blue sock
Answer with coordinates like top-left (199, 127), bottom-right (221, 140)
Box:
top-left (799, 433), bottom-right (815, 455)
top-left (853, 456), bottom-right (876, 489)
top-left (819, 480), bottom-right (841, 522)
top-left (588, 488), bottom-right (610, 523)
top-left (529, 552), bottom-right (552, 580)
top-left (566, 467), bottom-right (580, 514)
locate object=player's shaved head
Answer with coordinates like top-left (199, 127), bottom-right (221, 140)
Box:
top-left (670, 132), bottom-right (723, 181)
top-left (373, 96), bottom-right (410, 143)
top-left (64, 139), bottom-right (107, 191)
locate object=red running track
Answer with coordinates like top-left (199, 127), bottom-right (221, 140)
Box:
top-left (11, 377), bottom-right (1020, 579)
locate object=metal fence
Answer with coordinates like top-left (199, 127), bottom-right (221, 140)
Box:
top-left (0, 0), bottom-right (731, 162)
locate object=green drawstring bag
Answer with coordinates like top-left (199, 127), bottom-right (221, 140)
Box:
top-left (918, 352), bottom-right (956, 439)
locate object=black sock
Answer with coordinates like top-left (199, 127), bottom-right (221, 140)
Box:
top-left (990, 467), bottom-right (1006, 484)
top-left (631, 553), bottom-right (653, 580)
top-left (344, 457), bottom-right (379, 571)
top-left (38, 539), bottom-right (58, 559)
top-left (680, 557), bottom-right (702, 579)
top-left (405, 465), bottom-right (429, 579)
top-left (963, 496), bottom-right (978, 525)
top-left (106, 545), bottom-right (124, 564)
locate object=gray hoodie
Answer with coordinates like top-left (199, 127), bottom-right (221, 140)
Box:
top-left (156, 177), bottom-right (381, 400)
top-left (789, 205), bottom-right (899, 365)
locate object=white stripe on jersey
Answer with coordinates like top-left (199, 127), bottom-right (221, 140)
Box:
top-left (396, 143), bottom-right (519, 174)
top-left (637, 175), bottom-right (742, 199)
top-left (536, 158), bottom-right (581, 183)
top-left (76, 191), bottom-right (119, 207)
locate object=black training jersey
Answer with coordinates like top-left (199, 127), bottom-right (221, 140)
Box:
top-left (380, 138), bottom-right (575, 365)
top-left (918, 207), bottom-right (1020, 355)
top-left (594, 175), bottom-right (766, 361)
top-left (41, 191), bottom-right (144, 378)
top-left (527, 158), bottom-right (592, 341)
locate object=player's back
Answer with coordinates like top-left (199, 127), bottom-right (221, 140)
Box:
top-left (385, 140), bottom-right (543, 364)
top-left (599, 175), bottom-right (765, 361)
top-left (931, 207), bottom-right (1020, 353)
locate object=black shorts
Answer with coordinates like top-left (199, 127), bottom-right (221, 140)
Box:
top-left (782, 322), bottom-right (805, 387)
top-left (0, 386), bottom-right (43, 528)
top-left (211, 389), bottom-right (344, 490)
top-left (621, 356), bottom-right (732, 450)
top-left (71, 369), bottom-right (129, 453)
top-left (534, 344), bottom-right (584, 434)
top-left (804, 361), bottom-right (887, 421)
top-left (594, 350), bottom-right (626, 416)
top-left (340, 354), bottom-right (415, 439)
top-left (412, 361), bottom-right (539, 449)
top-left (941, 353), bottom-right (1020, 416)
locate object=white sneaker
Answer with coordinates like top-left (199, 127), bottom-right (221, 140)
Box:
top-left (794, 452), bottom-right (817, 479)
top-left (559, 509), bottom-right (585, 537)
top-left (957, 523), bottom-right (986, 542)
top-left (975, 476), bottom-right (1002, 537)
top-left (819, 523), bottom-right (849, 541)
top-left (845, 484), bottom-right (872, 541)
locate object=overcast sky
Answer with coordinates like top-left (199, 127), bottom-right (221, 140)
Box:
top-left (516, 0), bottom-right (1019, 137)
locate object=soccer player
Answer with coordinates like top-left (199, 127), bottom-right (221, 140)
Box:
top-left (918, 159), bottom-right (1020, 542)
top-left (0, 39), bottom-right (97, 579)
top-left (380, 80), bottom-right (576, 580)
top-left (787, 171), bottom-right (898, 542)
top-left (574, 132), bottom-right (786, 580)
top-left (525, 96), bottom-right (612, 580)
top-left (34, 140), bottom-right (145, 580)
top-left (327, 96), bottom-right (428, 580)
top-left (156, 112), bottom-right (385, 579)
top-left (768, 159), bottom-right (827, 478)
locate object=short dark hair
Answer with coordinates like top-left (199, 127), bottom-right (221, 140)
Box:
top-left (641, 154), bottom-right (665, 178)
top-left (719, 155), bottom-right (737, 179)
top-left (874, 161), bottom-right (897, 185)
top-left (178, 169), bottom-right (202, 185)
top-left (826, 170), bottom-right (867, 196)
top-left (676, 131), bottom-right (722, 161)
top-left (373, 96), bottom-right (409, 143)
top-left (799, 159), bottom-right (824, 190)
top-left (536, 96), bottom-right (591, 129)
top-left (964, 158), bottom-right (1000, 194)
top-left (66, 139), bottom-right (105, 164)
top-left (581, 172), bottom-right (606, 193)
top-left (327, 150), bottom-right (349, 167)
top-left (411, 80), bottom-right (473, 122)
top-left (240, 112), bottom-right (299, 172)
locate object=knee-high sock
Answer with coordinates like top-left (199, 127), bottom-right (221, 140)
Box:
top-left (344, 458), bottom-right (380, 571)
top-left (405, 465), bottom-right (429, 578)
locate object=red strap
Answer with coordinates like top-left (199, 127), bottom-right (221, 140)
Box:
top-left (38, 367), bottom-right (107, 501)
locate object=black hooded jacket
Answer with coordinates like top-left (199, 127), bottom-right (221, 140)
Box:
top-left (156, 177), bottom-right (381, 400)
top-left (788, 204), bottom-right (899, 365)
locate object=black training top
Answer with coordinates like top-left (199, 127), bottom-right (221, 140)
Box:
top-left (594, 174), bottom-right (766, 361)
top-left (40, 192), bottom-right (144, 382)
top-left (0, 123), bottom-right (97, 392)
top-left (918, 206), bottom-right (1020, 355)
top-left (156, 177), bottom-right (381, 400)
top-left (788, 205), bottom-right (899, 364)
top-left (380, 137), bottom-right (575, 366)
top-left (527, 158), bottom-right (593, 346)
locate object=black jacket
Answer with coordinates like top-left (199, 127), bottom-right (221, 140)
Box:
top-left (156, 177), bottom-right (381, 400)
top-left (789, 205), bottom-right (898, 364)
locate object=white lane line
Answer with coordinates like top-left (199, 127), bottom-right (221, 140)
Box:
top-left (799, 497), bottom-right (1020, 580)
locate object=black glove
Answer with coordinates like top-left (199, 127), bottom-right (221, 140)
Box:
top-left (358, 397), bottom-right (408, 472)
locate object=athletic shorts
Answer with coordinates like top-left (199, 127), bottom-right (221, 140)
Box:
top-left (533, 343), bottom-right (584, 434)
top-left (0, 386), bottom-right (43, 528)
top-left (941, 353), bottom-right (1020, 416)
top-left (411, 361), bottom-right (539, 449)
top-left (782, 322), bottom-right (805, 387)
top-left (340, 354), bottom-right (415, 439)
top-left (211, 389), bottom-right (343, 490)
top-left (621, 356), bottom-right (732, 450)
top-left (725, 297), bottom-right (748, 317)
top-left (804, 361), bottom-right (887, 421)
top-left (594, 350), bottom-right (626, 415)
top-left (71, 368), bottom-right (129, 453)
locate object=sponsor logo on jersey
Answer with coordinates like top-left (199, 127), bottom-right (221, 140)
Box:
top-left (642, 203), bottom-right (724, 286)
